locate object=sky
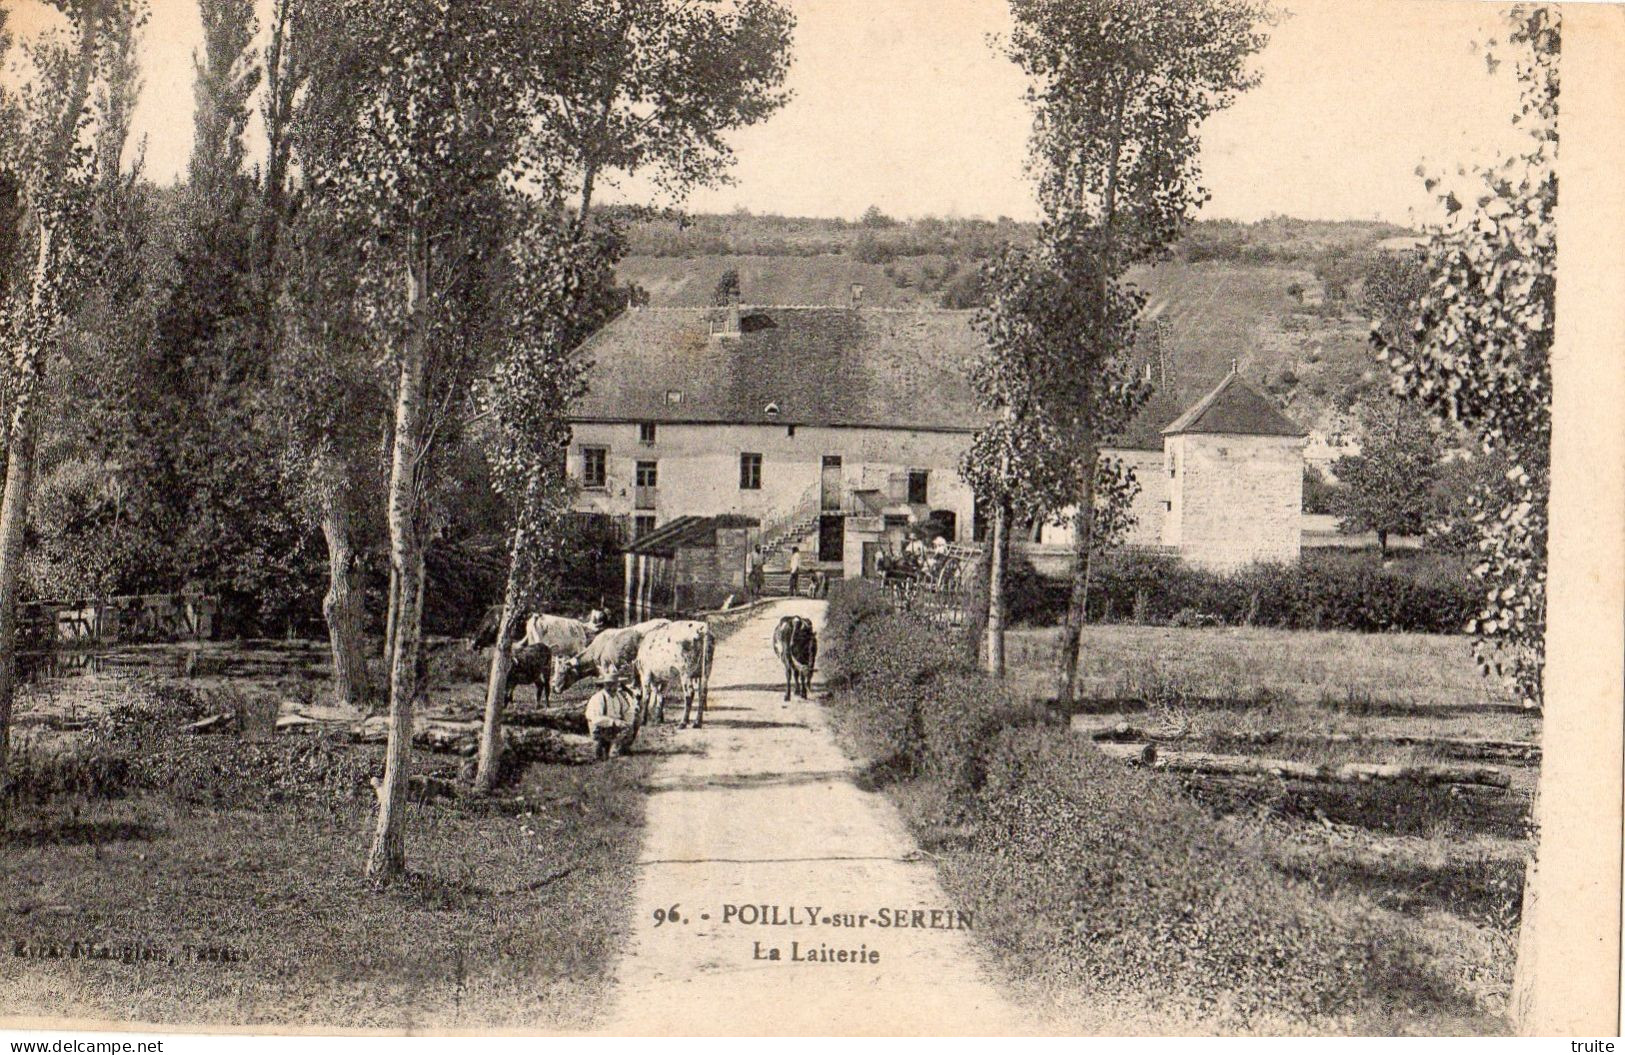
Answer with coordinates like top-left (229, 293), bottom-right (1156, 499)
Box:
top-left (6, 0), bottom-right (1530, 226)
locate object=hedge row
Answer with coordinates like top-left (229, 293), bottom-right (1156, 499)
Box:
top-left (822, 580), bottom-right (1470, 1027)
top-left (1006, 548), bottom-right (1480, 634)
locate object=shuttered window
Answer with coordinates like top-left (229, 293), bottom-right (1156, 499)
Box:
top-left (581, 446), bottom-right (607, 489)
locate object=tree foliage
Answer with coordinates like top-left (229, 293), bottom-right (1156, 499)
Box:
top-left (523, 0), bottom-right (795, 214)
top-left (1328, 400), bottom-right (1443, 555)
top-left (1006, 0), bottom-right (1274, 261)
top-left (1374, 4), bottom-right (1556, 707)
top-left (960, 239), bottom-right (1147, 527)
top-left (978, 0), bottom-right (1273, 697)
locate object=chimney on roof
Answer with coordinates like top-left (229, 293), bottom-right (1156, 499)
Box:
top-left (714, 287), bottom-right (741, 338)
top-left (850, 282), bottom-right (864, 310)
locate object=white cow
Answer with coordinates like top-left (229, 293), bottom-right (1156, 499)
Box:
top-left (636, 620), bottom-right (714, 728)
top-left (553, 619), bottom-right (669, 694)
top-left (521, 609), bottom-right (607, 661)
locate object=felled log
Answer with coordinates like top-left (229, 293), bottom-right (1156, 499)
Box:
top-left (186, 713), bottom-right (233, 734)
top-left (351, 717), bottom-right (478, 753)
top-left (351, 716), bottom-right (568, 757)
top-left (1212, 731), bottom-right (1540, 764)
top-left (1093, 741), bottom-right (1511, 788)
top-left (407, 774), bottom-right (460, 801)
top-left (1074, 719), bottom-right (1539, 763)
top-left (503, 706), bottom-right (589, 736)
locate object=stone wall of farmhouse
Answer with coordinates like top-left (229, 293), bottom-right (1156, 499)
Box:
top-left (570, 421), bottom-right (1303, 571)
top-left (1035, 447), bottom-right (1168, 548)
top-left (1164, 433), bottom-right (1304, 570)
top-left (568, 421), bottom-right (979, 544)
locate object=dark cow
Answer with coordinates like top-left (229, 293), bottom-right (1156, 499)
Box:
top-left (470, 604), bottom-right (529, 652)
top-left (772, 615), bottom-right (817, 701)
top-left (505, 643), bottom-right (553, 706)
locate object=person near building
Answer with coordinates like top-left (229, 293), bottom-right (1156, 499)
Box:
top-left (747, 544), bottom-right (764, 600)
top-left (787, 546), bottom-right (803, 597)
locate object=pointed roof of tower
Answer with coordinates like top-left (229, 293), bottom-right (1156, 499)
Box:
top-left (1161, 366), bottom-right (1307, 438)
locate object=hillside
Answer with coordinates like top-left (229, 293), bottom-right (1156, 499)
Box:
top-left (1130, 261), bottom-right (1379, 442)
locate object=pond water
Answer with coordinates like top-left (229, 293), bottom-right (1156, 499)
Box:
top-left (17, 641), bottom-right (331, 685)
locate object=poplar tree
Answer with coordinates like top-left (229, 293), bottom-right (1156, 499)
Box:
top-left (999, 0), bottom-right (1273, 701)
top-left (312, 0), bottom-right (541, 882)
top-left (0, 0), bottom-right (135, 826)
top-left (471, 0), bottom-right (794, 784)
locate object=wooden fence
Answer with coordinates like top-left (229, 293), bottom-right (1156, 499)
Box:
top-left (22, 593), bottom-right (218, 646)
top-left (879, 544), bottom-right (982, 625)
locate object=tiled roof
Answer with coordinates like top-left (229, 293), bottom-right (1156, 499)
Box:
top-left (625, 514), bottom-right (759, 557)
top-left (571, 307), bottom-right (984, 431)
top-left (571, 305), bottom-right (1302, 447)
top-left (1162, 370), bottom-right (1308, 438)
top-left (1105, 387), bottom-right (1187, 451)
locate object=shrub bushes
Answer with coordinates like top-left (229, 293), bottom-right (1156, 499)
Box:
top-left (969, 728), bottom-right (1407, 1022)
top-left (1003, 548), bottom-right (1479, 634)
top-left (824, 581), bottom-right (1049, 800)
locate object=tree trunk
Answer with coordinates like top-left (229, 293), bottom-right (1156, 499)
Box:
top-left (474, 597), bottom-right (521, 793)
top-left (475, 517), bottom-right (529, 793)
top-left (0, 9), bottom-right (101, 833)
top-left (383, 564), bottom-right (399, 665)
top-left (0, 390), bottom-right (41, 832)
top-left (366, 240), bottom-right (430, 885)
top-left (983, 497), bottom-right (1011, 676)
top-left (315, 450), bottom-right (369, 713)
top-left (0, 219), bottom-right (60, 830)
top-left (1377, 528), bottom-right (1389, 557)
top-left (1056, 445), bottom-right (1098, 703)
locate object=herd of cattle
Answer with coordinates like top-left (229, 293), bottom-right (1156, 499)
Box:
top-left (466, 605), bottom-right (818, 756)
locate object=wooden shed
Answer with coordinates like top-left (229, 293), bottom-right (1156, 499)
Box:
top-left (622, 515), bottom-right (759, 623)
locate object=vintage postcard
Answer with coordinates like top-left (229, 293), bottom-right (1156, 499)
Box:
top-left (0, 0), bottom-right (1619, 1039)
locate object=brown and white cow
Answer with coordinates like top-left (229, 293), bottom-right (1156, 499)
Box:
top-left (552, 619), bottom-right (669, 695)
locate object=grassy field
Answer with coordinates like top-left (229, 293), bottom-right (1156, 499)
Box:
top-left (1009, 624), bottom-right (1523, 721)
top-left (1, 649), bottom-right (657, 1032)
top-left (1005, 622), bottom-right (1534, 1025)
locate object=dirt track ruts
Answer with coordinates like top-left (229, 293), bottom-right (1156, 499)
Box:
top-left (599, 598), bottom-right (1025, 1035)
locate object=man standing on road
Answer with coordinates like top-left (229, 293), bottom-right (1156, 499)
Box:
top-left (787, 546), bottom-right (802, 597)
top-left (747, 544), bottom-right (764, 600)
top-left (584, 666), bottom-right (641, 761)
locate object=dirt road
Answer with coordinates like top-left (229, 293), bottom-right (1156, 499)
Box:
top-left (601, 598), bottom-right (1025, 1035)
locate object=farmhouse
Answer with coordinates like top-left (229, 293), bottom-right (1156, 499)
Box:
top-left (567, 292), bottom-right (1307, 579)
